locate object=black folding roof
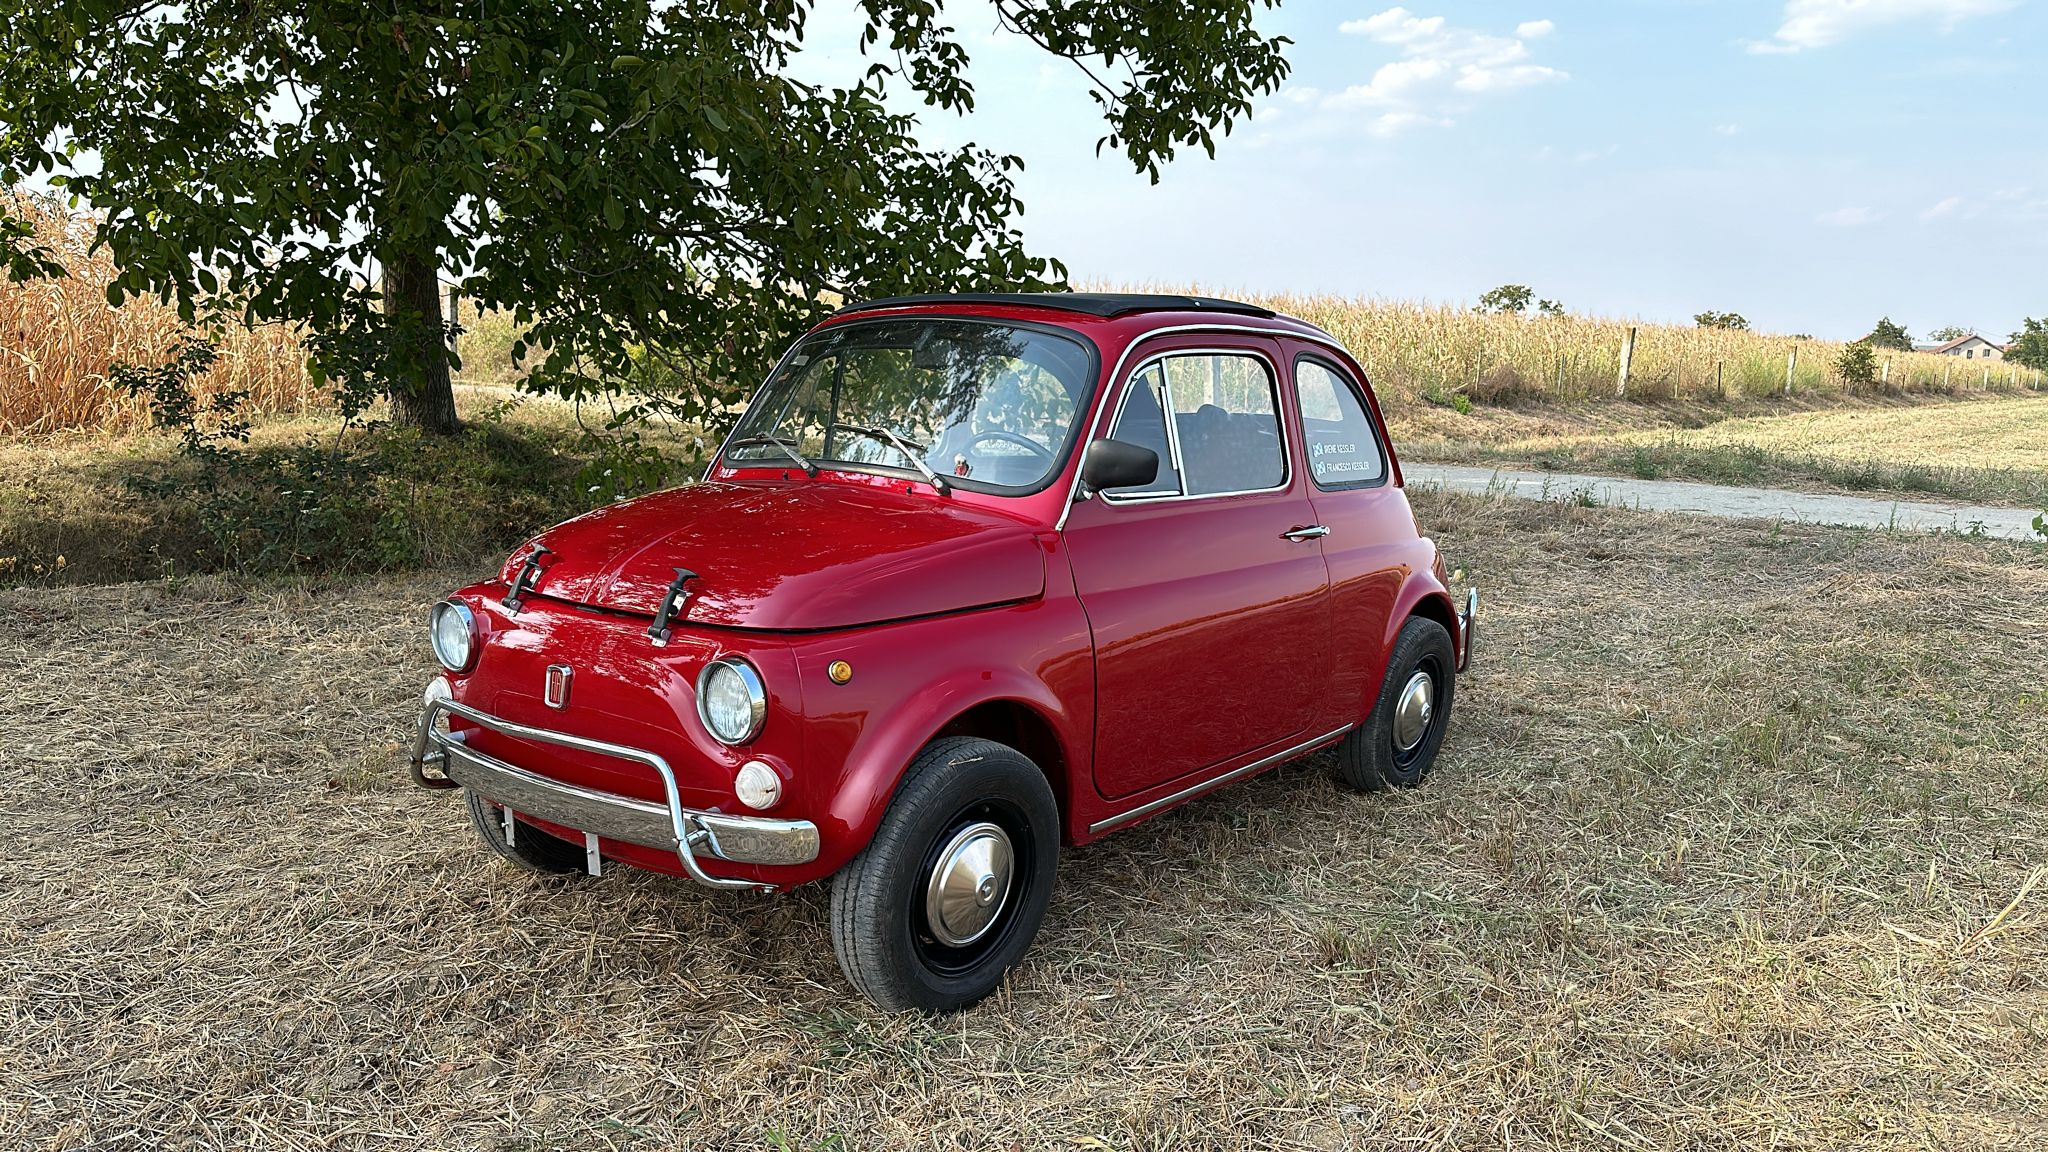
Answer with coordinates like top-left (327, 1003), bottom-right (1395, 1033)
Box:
top-left (832, 292), bottom-right (1277, 320)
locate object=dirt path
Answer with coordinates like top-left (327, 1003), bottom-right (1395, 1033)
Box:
top-left (1405, 463), bottom-right (2045, 541)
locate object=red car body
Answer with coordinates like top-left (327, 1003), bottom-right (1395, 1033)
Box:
top-left (412, 294), bottom-right (1470, 899)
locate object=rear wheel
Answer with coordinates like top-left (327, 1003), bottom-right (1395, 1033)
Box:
top-left (1335, 616), bottom-right (1457, 792)
top-left (464, 788), bottom-right (587, 875)
top-left (830, 737), bottom-right (1059, 1013)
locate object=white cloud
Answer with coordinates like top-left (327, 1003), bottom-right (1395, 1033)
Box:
top-left (1817, 206), bottom-right (1884, 227)
top-left (1751, 0), bottom-right (2014, 54)
top-left (1921, 195), bottom-right (1964, 219)
top-left (1368, 111), bottom-right (1456, 137)
top-left (1714, 123), bottom-right (1742, 136)
top-left (1325, 8), bottom-right (1566, 133)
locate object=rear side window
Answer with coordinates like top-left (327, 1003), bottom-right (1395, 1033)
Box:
top-left (1294, 358), bottom-right (1386, 489)
top-left (1104, 351), bottom-right (1286, 498)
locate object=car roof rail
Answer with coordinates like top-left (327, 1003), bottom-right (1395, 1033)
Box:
top-left (831, 292), bottom-right (1278, 320)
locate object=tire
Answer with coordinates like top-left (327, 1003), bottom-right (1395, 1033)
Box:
top-left (1335, 616), bottom-right (1457, 792)
top-left (465, 788), bottom-right (588, 876)
top-left (830, 737), bottom-right (1060, 1013)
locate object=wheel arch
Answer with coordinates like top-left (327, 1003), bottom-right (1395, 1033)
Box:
top-left (821, 674), bottom-right (1083, 874)
top-left (1361, 570), bottom-right (1462, 719)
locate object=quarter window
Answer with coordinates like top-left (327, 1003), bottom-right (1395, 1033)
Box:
top-left (1293, 358), bottom-right (1386, 488)
top-left (1104, 351), bottom-right (1286, 498)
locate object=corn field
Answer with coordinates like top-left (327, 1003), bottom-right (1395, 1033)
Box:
top-left (0, 191), bottom-right (316, 436)
top-left (1239, 291), bottom-right (2044, 408)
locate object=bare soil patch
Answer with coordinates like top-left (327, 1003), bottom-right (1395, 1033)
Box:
top-left (3, 493), bottom-right (2045, 1150)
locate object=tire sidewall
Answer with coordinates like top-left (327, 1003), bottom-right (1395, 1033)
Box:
top-left (833, 739), bottom-right (1060, 1013)
top-left (1367, 618), bottom-right (1457, 788)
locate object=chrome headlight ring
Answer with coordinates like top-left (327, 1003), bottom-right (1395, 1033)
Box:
top-left (696, 656), bottom-right (768, 745)
top-left (430, 599), bottom-right (478, 673)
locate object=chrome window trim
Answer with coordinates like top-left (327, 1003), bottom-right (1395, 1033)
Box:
top-left (1096, 345), bottom-right (1292, 506)
top-left (1291, 352), bottom-right (1392, 492)
top-left (1056, 322), bottom-right (1355, 530)
top-left (1098, 359), bottom-right (1183, 498)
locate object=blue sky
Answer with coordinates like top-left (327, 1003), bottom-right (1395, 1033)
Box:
top-left (802, 1), bottom-right (2046, 341)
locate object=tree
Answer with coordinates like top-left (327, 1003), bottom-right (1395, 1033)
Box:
top-left (1536, 299), bottom-right (1565, 318)
top-left (2006, 318), bottom-right (2048, 372)
top-left (0, 2), bottom-right (1291, 434)
top-left (1864, 317), bottom-right (1914, 351)
top-left (1478, 285), bottom-right (1534, 315)
top-left (1835, 341), bottom-right (1878, 389)
top-left (1694, 310), bottom-right (1749, 331)
top-left (1929, 325), bottom-right (1971, 342)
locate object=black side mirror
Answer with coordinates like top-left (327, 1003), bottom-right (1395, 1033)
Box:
top-left (1079, 437), bottom-right (1158, 492)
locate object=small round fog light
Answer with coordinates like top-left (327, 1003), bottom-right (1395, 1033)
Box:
top-left (734, 760), bottom-right (782, 810)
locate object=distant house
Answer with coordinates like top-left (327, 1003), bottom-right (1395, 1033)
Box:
top-left (1918, 334), bottom-right (2008, 361)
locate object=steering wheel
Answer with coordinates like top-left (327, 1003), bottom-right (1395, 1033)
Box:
top-left (965, 429), bottom-right (1053, 460)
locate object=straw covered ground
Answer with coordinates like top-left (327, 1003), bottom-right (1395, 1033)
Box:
top-left (3, 492), bottom-right (2045, 1150)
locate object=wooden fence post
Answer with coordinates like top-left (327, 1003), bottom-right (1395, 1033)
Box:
top-left (1617, 327), bottom-right (1636, 397)
top-left (1556, 354), bottom-right (1565, 396)
top-left (1716, 359), bottom-right (1724, 400)
top-left (1943, 363), bottom-right (1951, 391)
top-left (1984, 366), bottom-right (1991, 389)
top-left (1785, 347), bottom-right (1797, 396)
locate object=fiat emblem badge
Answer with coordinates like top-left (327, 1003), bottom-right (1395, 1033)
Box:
top-left (544, 664), bottom-right (573, 710)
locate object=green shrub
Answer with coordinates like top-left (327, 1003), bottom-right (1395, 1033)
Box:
top-left (1834, 342), bottom-right (1879, 390)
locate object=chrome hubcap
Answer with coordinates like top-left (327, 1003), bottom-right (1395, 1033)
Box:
top-left (924, 821), bottom-right (1014, 947)
top-left (1393, 670), bottom-right (1436, 753)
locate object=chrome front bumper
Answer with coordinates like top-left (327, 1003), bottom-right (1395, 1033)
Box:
top-left (1457, 587), bottom-right (1479, 672)
top-left (409, 680), bottom-right (817, 893)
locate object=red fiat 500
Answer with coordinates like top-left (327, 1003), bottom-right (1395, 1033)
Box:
top-left (410, 292), bottom-right (1476, 1012)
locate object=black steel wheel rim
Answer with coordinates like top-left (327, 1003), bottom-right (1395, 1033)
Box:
top-left (1391, 652), bottom-right (1447, 771)
top-left (911, 796), bottom-right (1036, 977)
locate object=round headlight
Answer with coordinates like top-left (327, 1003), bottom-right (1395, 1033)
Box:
top-left (430, 600), bottom-right (476, 673)
top-left (696, 657), bottom-right (766, 745)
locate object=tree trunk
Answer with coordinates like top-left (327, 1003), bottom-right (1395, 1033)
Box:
top-left (382, 251), bottom-right (459, 435)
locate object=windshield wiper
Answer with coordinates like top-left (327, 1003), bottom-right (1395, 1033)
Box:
top-left (835, 422), bottom-right (948, 493)
top-left (726, 433), bottom-right (817, 476)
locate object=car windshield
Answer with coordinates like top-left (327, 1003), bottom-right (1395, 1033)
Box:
top-left (724, 318), bottom-right (1095, 493)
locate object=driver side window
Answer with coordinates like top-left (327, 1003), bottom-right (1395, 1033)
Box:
top-left (1104, 351), bottom-right (1285, 499)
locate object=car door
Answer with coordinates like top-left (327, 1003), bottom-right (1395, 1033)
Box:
top-left (1284, 344), bottom-right (1411, 730)
top-left (1063, 335), bottom-right (1332, 801)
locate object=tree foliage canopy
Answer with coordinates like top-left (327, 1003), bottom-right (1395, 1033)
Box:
top-left (1477, 284), bottom-right (1534, 315)
top-left (1863, 316), bottom-right (1913, 352)
top-left (2008, 318), bottom-right (2048, 372)
top-left (0, 0), bottom-right (1290, 432)
top-left (1693, 310), bottom-right (1748, 331)
top-left (1928, 325), bottom-right (1970, 343)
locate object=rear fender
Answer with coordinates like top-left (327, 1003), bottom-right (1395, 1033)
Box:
top-left (1368, 568), bottom-right (1461, 708)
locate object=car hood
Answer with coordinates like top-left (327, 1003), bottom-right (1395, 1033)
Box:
top-left (501, 480), bottom-right (1047, 631)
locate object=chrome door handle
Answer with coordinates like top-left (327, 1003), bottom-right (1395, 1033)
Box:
top-left (1282, 525), bottom-right (1331, 541)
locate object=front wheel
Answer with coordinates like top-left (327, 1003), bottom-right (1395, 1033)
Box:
top-left (465, 788), bottom-right (588, 875)
top-left (1335, 616), bottom-right (1457, 792)
top-left (830, 737), bottom-right (1060, 1013)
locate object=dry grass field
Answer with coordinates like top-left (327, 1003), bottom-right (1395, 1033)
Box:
top-left (1394, 394), bottom-right (2048, 509)
top-left (1226, 291), bottom-right (2045, 409)
top-left (5, 492), bottom-right (2044, 1150)
top-left (0, 192), bottom-right (317, 436)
